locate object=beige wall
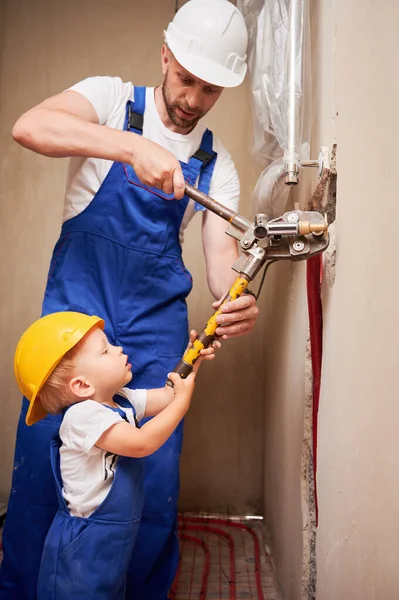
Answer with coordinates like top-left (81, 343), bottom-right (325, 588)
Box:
top-left (261, 259), bottom-right (308, 599)
top-left (261, 0), bottom-right (399, 598)
top-left (259, 0), bottom-right (337, 596)
top-left (316, 0), bottom-right (399, 597)
top-left (0, 3), bottom-right (5, 66)
top-left (0, 0), bottom-right (263, 514)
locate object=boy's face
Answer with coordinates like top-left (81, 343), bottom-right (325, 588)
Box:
top-left (73, 327), bottom-right (132, 398)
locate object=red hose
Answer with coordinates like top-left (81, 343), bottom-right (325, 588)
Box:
top-left (306, 255), bottom-right (323, 525)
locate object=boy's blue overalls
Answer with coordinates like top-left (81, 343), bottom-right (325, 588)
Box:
top-left (0, 86), bottom-right (217, 600)
top-left (38, 399), bottom-right (144, 600)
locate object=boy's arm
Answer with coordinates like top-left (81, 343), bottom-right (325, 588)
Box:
top-left (96, 373), bottom-right (194, 458)
top-left (144, 385), bottom-right (174, 417)
top-left (96, 329), bottom-right (219, 455)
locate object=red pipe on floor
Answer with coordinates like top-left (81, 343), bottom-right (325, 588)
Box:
top-left (179, 522), bottom-right (236, 600)
top-left (169, 533), bottom-right (210, 600)
top-left (306, 254), bottom-right (324, 526)
top-left (179, 516), bottom-right (264, 600)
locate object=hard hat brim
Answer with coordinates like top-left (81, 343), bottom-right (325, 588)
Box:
top-left (170, 45), bottom-right (247, 88)
top-left (25, 394), bottom-right (50, 427)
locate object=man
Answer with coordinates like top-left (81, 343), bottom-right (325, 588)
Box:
top-left (1, 1), bottom-right (258, 598)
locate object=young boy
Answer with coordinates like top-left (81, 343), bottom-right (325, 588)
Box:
top-left (13, 310), bottom-right (216, 600)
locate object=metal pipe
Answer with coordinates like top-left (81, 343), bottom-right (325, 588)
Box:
top-left (184, 183), bottom-right (251, 232)
top-left (300, 160), bottom-right (319, 167)
top-left (184, 183), bottom-right (236, 220)
top-left (284, 0), bottom-right (304, 185)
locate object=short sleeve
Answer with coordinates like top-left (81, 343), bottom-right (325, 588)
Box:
top-left (207, 138), bottom-right (240, 212)
top-left (60, 400), bottom-right (123, 454)
top-left (66, 76), bottom-right (132, 126)
top-left (117, 388), bottom-right (147, 422)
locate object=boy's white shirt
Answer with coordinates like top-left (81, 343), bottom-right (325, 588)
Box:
top-left (59, 387), bottom-right (146, 518)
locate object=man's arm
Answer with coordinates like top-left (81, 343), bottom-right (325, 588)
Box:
top-left (202, 209), bottom-right (239, 297)
top-left (12, 90), bottom-right (185, 198)
top-left (202, 209), bottom-right (259, 339)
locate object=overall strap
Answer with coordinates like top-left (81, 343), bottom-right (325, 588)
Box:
top-left (185, 129), bottom-right (217, 212)
top-left (125, 86), bottom-right (146, 135)
top-left (64, 400), bottom-right (138, 427)
top-left (113, 394), bottom-right (140, 428)
top-left (49, 435), bottom-right (70, 512)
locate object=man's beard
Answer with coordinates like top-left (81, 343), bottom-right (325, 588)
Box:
top-left (162, 73), bottom-right (204, 132)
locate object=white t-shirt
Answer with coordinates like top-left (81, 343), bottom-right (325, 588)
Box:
top-left (59, 387), bottom-right (146, 518)
top-left (64, 77), bottom-right (240, 238)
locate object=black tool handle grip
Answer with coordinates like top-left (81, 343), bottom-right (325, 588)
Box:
top-left (166, 360), bottom-right (194, 387)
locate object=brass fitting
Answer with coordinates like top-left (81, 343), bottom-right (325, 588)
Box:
top-left (298, 220), bottom-right (328, 235)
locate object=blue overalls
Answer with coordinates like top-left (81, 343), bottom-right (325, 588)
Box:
top-left (0, 86), bottom-right (217, 600)
top-left (38, 400), bottom-right (144, 600)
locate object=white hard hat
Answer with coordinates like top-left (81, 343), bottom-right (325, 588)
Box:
top-left (164, 0), bottom-right (248, 88)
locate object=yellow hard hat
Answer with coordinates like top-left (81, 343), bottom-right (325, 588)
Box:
top-left (14, 311), bottom-right (105, 426)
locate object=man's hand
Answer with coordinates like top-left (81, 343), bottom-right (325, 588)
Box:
top-left (213, 292), bottom-right (259, 339)
top-left (185, 329), bottom-right (221, 374)
top-left (130, 137), bottom-right (186, 199)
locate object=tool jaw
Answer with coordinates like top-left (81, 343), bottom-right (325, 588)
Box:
top-left (228, 209), bottom-right (329, 277)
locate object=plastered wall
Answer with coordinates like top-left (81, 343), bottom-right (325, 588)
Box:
top-left (0, 0), bottom-right (263, 514)
top-left (259, 0), bottom-right (337, 596)
top-left (261, 258), bottom-right (309, 599)
top-left (316, 0), bottom-right (399, 598)
top-left (261, 0), bottom-right (399, 599)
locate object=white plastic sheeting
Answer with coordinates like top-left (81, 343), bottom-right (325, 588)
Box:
top-left (237, 0), bottom-right (311, 217)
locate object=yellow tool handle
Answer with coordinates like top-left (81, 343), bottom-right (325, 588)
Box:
top-left (167, 276), bottom-right (249, 385)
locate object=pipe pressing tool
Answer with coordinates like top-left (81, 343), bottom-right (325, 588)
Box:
top-left (168, 183), bottom-right (329, 383)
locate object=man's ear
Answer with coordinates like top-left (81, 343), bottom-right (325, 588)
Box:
top-left (161, 44), bottom-right (170, 75)
top-left (69, 376), bottom-right (95, 399)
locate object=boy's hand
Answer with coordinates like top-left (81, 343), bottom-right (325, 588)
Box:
top-left (186, 329), bottom-right (221, 374)
top-left (167, 371), bottom-right (197, 409)
top-left (165, 330), bottom-right (221, 389)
